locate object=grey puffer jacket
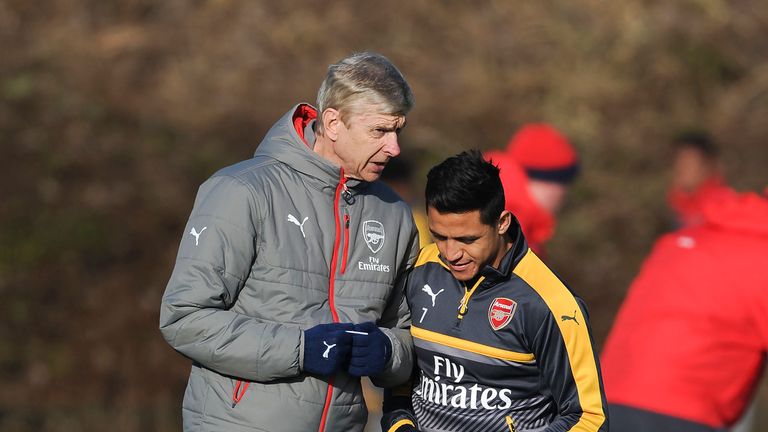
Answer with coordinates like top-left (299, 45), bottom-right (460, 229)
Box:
top-left (160, 104), bottom-right (419, 432)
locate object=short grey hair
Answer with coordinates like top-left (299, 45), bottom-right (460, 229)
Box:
top-left (316, 52), bottom-right (414, 135)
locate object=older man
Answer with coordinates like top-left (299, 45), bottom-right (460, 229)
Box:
top-left (160, 52), bottom-right (420, 432)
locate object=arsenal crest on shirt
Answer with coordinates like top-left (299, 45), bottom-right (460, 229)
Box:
top-left (488, 297), bottom-right (517, 330)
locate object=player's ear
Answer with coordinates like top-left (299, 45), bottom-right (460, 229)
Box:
top-left (497, 210), bottom-right (512, 236)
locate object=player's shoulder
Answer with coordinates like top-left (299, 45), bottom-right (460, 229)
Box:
top-left (512, 249), bottom-right (581, 316)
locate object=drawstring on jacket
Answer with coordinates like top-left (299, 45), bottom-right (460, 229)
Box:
top-left (232, 380), bottom-right (249, 407)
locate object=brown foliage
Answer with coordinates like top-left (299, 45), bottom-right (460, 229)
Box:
top-left (2, 1), bottom-right (767, 430)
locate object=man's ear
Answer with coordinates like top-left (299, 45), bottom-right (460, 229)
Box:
top-left (497, 210), bottom-right (512, 236)
top-left (321, 108), bottom-right (341, 141)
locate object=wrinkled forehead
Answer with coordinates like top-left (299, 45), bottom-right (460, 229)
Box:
top-left (357, 111), bottom-right (406, 126)
top-left (341, 98), bottom-right (406, 122)
top-left (343, 109), bottom-right (406, 129)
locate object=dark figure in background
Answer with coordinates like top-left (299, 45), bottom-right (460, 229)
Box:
top-left (667, 131), bottom-right (734, 228)
top-left (601, 190), bottom-right (768, 432)
top-left (159, 52), bottom-right (420, 432)
top-left (381, 157), bottom-right (431, 248)
top-left (381, 150), bottom-right (607, 432)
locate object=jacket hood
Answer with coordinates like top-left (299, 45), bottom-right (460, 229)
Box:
top-left (702, 191), bottom-right (768, 236)
top-left (254, 103), bottom-right (364, 190)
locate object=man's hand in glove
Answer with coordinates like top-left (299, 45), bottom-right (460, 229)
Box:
top-left (303, 322), bottom-right (354, 376)
top-left (347, 322), bottom-right (392, 377)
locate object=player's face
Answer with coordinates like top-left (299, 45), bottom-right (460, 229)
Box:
top-left (428, 207), bottom-right (511, 282)
top-left (672, 147), bottom-right (717, 193)
top-left (334, 110), bottom-right (406, 182)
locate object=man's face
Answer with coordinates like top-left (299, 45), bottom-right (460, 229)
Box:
top-left (427, 207), bottom-right (511, 282)
top-left (527, 179), bottom-right (568, 214)
top-left (333, 110), bottom-right (406, 182)
top-left (672, 147), bottom-right (717, 193)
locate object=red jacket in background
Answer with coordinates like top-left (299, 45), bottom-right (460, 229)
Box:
top-left (667, 175), bottom-right (736, 228)
top-left (601, 192), bottom-right (768, 428)
top-left (485, 150), bottom-right (555, 256)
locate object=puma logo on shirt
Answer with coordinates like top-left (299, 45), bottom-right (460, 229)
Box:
top-left (422, 284), bottom-right (445, 307)
top-left (561, 310), bottom-right (579, 325)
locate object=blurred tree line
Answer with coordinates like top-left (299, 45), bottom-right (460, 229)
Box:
top-left (2, 1), bottom-right (767, 430)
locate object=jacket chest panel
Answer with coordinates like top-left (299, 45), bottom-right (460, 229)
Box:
top-left (410, 274), bottom-right (542, 406)
top-left (338, 212), bottom-right (400, 287)
top-left (409, 270), bottom-right (533, 362)
top-left (243, 187), bottom-right (401, 320)
top-left (255, 190), bottom-right (335, 274)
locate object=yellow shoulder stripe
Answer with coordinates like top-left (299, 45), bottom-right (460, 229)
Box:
top-left (415, 243), bottom-right (446, 269)
top-left (411, 325), bottom-right (535, 363)
top-left (512, 249), bottom-right (606, 430)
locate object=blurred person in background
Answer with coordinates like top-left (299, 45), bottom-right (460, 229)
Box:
top-left (484, 123), bottom-right (580, 258)
top-left (601, 189), bottom-right (768, 432)
top-left (667, 131), bottom-right (735, 228)
top-left (381, 150), bottom-right (607, 432)
top-left (159, 52), bottom-right (420, 432)
top-left (381, 156), bottom-right (431, 248)
top-left (667, 131), bottom-right (752, 432)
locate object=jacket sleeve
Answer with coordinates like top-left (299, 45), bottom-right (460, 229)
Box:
top-left (371, 216), bottom-right (420, 388)
top-left (532, 297), bottom-right (608, 432)
top-left (159, 174), bottom-right (302, 382)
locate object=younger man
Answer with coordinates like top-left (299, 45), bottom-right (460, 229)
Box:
top-left (383, 150), bottom-right (607, 432)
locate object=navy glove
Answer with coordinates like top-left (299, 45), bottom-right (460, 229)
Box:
top-left (347, 322), bottom-right (392, 377)
top-left (303, 323), bottom-right (354, 376)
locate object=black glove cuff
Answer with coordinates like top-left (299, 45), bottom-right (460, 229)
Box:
top-left (381, 409), bottom-right (418, 432)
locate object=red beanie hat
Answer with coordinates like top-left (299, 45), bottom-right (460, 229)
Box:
top-left (506, 123), bottom-right (579, 183)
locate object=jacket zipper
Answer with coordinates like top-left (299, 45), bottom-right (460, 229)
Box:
top-left (455, 276), bottom-right (485, 328)
top-left (340, 213), bottom-right (350, 274)
top-left (506, 415), bottom-right (517, 432)
top-left (318, 169), bottom-right (347, 432)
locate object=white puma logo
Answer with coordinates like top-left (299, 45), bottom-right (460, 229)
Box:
top-left (287, 214), bottom-right (309, 238)
top-left (422, 284), bottom-right (444, 307)
top-left (322, 341), bottom-right (336, 359)
top-left (189, 226), bottom-right (207, 246)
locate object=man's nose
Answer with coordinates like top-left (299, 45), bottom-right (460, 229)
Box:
top-left (443, 241), bottom-right (462, 262)
top-left (383, 133), bottom-right (401, 158)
